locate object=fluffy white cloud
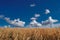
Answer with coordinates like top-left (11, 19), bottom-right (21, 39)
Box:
top-left (45, 9), bottom-right (50, 14)
top-left (4, 25), bottom-right (11, 28)
top-left (35, 14), bottom-right (40, 18)
top-left (42, 16), bottom-right (58, 24)
top-left (48, 16), bottom-right (58, 23)
top-left (0, 15), bottom-right (4, 18)
top-left (30, 17), bottom-right (36, 20)
top-left (30, 4), bottom-right (36, 7)
top-left (29, 17), bottom-right (42, 27)
top-left (4, 17), bottom-right (25, 27)
top-left (4, 17), bottom-right (10, 22)
top-left (42, 16), bottom-right (58, 28)
top-left (28, 14), bottom-right (42, 27)
top-left (0, 14), bottom-right (59, 28)
top-left (29, 20), bottom-right (42, 27)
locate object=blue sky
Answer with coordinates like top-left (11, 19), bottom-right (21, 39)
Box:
top-left (0, 0), bottom-right (60, 27)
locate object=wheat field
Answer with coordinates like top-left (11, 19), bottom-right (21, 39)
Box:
top-left (0, 28), bottom-right (60, 40)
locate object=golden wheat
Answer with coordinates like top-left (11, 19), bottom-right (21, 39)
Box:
top-left (0, 28), bottom-right (60, 40)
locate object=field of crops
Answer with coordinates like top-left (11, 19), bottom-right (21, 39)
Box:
top-left (0, 28), bottom-right (60, 40)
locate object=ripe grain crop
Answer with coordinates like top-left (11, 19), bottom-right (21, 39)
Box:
top-left (0, 28), bottom-right (60, 40)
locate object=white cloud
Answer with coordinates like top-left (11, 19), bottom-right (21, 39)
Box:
top-left (42, 16), bottom-right (58, 24)
top-left (4, 25), bottom-right (11, 28)
top-left (30, 14), bottom-right (40, 20)
top-left (0, 14), bottom-right (59, 28)
top-left (48, 16), bottom-right (58, 23)
top-left (41, 16), bottom-right (58, 28)
top-left (30, 17), bottom-right (36, 20)
top-left (0, 15), bottom-right (4, 18)
top-left (29, 17), bottom-right (42, 27)
top-left (30, 4), bottom-right (36, 7)
top-left (29, 20), bottom-right (42, 27)
top-left (28, 14), bottom-right (42, 27)
top-left (4, 17), bottom-right (10, 22)
top-left (35, 14), bottom-right (40, 18)
top-left (45, 9), bottom-right (50, 14)
top-left (4, 17), bottom-right (25, 27)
